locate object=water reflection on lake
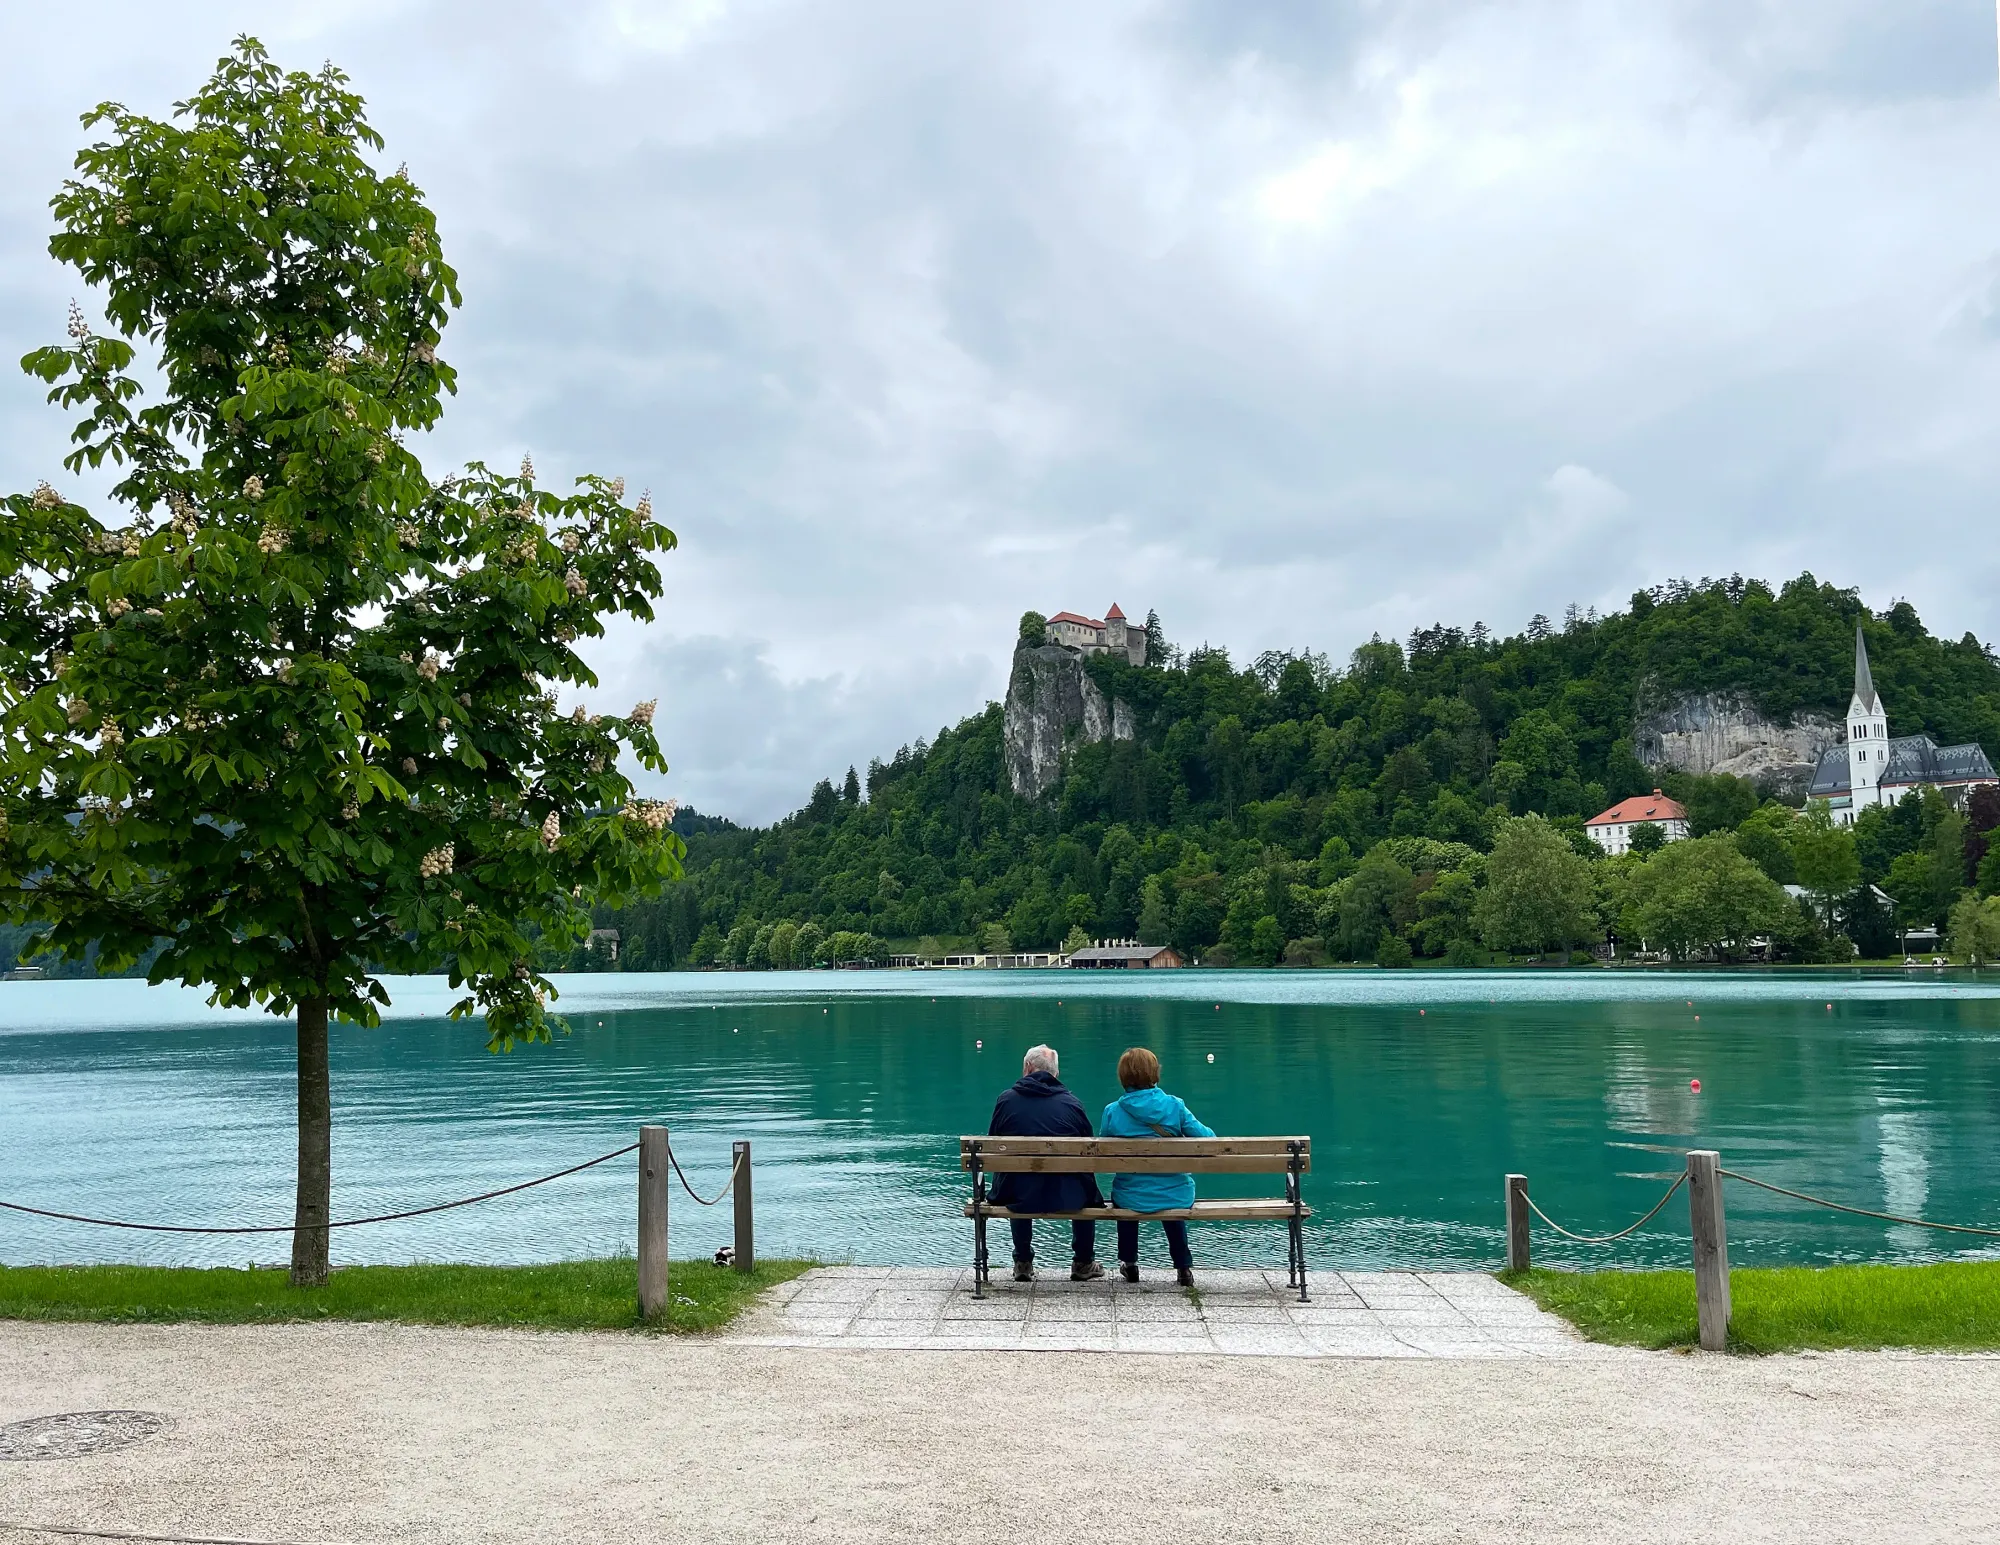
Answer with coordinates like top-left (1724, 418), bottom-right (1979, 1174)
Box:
top-left (3, 969), bottom-right (1997, 1271)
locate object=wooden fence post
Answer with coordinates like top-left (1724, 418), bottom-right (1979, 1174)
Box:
top-left (733, 1140), bottom-right (755, 1274)
top-left (1687, 1149), bottom-right (1729, 1351)
top-left (1505, 1174), bottom-right (1531, 1272)
top-left (638, 1124), bottom-right (669, 1320)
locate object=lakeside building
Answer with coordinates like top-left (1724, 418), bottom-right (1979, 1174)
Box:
top-left (1044, 603), bottom-right (1147, 665)
top-left (1585, 790), bottom-right (1690, 856)
top-left (1067, 941), bottom-right (1184, 969)
top-left (888, 951), bottom-right (1066, 969)
top-left (1807, 627), bottom-right (1997, 826)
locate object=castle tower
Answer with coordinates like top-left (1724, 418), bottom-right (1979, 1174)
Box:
top-left (1104, 602), bottom-right (1127, 656)
top-left (1846, 624), bottom-right (1888, 822)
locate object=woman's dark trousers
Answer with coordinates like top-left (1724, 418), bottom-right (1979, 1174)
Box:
top-left (1117, 1218), bottom-right (1193, 1270)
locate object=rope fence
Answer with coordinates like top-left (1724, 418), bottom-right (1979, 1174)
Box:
top-left (0, 1122), bottom-right (759, 1316)
top-left (1511, 1150), bottom-right (2000, 1350)
top-left (0, 1140), bottom-right (644, 1234)
top-left (669, 1146), bottom-right (744, 1207)
top-left (1521, 1172), bottom-right (1686, 1244)
top-left (1717, 1168), bottom-right (2000, 1240)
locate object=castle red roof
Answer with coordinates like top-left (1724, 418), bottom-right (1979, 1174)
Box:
top-left (1586, 790), bottom-right (1687, 827)
top-left (1046, 611), bottom-right (1103, 629)
top-left (1105, 602), bottom-right (1126, 620)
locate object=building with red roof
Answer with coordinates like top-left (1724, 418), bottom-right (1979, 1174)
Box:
top-left (1042, 603), bottom-right (1146, 665)
top-left (1585, 790), bottom-right (1690, 855)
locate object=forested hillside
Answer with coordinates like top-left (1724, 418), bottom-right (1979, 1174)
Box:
top-left (10, 572), bottom-right (1999, 978)
top-left (593, 573), bottom-right (2000, 971)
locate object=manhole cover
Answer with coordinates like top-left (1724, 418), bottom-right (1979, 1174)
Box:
top-left (0, 1410), bottom-right (168, 1460)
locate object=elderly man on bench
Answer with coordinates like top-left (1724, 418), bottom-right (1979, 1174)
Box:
top-left (985, 1043), bottom-right (1106, 1282)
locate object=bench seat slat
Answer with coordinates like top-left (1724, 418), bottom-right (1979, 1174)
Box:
top-left (963, 1200), bottom-right (1311, 1222)
top-left (961, 1137), bottom-right (1307, 1157)
top-left (964, 1154), bottom-right (1309, 1174)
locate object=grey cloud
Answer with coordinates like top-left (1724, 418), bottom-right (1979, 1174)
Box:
top-left (5, 2), bottom-right (2000, 824)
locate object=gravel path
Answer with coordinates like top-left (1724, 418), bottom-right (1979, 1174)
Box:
top-left (2, 1320), bottom-right (1997, 1544)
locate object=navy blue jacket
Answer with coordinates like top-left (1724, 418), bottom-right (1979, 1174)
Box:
top-left (985, 1070), bottom-right (1105, 1212)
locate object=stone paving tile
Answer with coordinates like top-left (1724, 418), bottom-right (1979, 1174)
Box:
top-left (1112, 1300), bottom-right (1204, 1323)
top-left (1027, 1297), bottom-right (1116, 1322)
top-left (1201, 1304), bottom-right (1293, 1325)
top-left (939, 1298), bottom-right (1030, 1321)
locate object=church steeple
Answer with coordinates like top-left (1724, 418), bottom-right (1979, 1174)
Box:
top-left (1850, 625), bottom-right (1881, 716)
top-left (1845, 623), bottom-right (1888, 820)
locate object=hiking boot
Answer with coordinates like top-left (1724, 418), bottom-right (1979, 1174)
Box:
top-left (1119, 1261), bottom-right (1140, 1284)
top-left (1012, 1259), bottom-right (1034, 1283)
top-left (1176, 1268), bottom-right (1196, 1288)
top-left (1071, 1259), bottom-right (1105, 1282)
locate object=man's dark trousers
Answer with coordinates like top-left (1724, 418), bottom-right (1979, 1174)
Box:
top-left (1011, 1217), bottom-right (1099, 1266)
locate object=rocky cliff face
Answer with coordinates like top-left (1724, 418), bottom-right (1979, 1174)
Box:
top-left (1004, 644), bottom-right (1135, 800)
top-left (1634, 692), bottom-right (1838, 796)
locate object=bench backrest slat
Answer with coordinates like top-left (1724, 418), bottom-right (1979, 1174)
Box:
top-left (960, 1135), bottom-right (1310, 1175)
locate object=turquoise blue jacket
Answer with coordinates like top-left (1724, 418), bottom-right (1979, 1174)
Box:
top-left (1100, 1086), bottom-right (1215, 1212)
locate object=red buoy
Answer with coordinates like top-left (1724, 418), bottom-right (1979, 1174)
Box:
top-left (1690, 1078), bottom-right (1701, 1093)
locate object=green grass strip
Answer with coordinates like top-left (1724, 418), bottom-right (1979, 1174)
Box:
top-left (1505, 1261), bottom-right (2000, 1353)
top-left (0, 1258), bottom-right (813, 1334)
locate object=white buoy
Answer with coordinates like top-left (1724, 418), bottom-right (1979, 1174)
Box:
top-left (1206, 1053), bottom-right (1215, 1064)
top-left (976, 1039), bottom-right (983, 1049)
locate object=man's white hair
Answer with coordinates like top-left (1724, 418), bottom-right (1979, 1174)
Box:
top-left (1022, 1043), bottom-right (1059, 1077)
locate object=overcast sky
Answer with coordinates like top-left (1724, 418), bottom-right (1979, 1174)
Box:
top-left (6, 2), bottom-right (2000, 823)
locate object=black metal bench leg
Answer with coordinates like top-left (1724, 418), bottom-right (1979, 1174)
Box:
top-left (1291, 1212), bottom-right (1309, 1303)
top-left (972, 1214), bottom-right (988, 1299)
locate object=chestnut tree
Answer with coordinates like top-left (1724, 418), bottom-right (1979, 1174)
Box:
top-left (0, 39), bottom-right (683, 1284)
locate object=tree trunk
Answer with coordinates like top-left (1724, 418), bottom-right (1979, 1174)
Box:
top-left (290, 997), bottom-right (331, 1287)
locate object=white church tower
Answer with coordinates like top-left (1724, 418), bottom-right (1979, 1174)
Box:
top-left (1845, 624), bottom-right (1888, 822)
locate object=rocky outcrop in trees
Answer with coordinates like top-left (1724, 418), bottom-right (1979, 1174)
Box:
top-left (1634, 692), bottom-right (1838, 797)
top-left (1003, 644), bottom-right (1134, 800)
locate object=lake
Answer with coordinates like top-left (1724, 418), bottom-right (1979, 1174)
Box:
top-left (3, 969), bottom-right (1998, 1273)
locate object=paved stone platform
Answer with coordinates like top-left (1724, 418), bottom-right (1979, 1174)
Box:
top-left (725, 1265), bottom-right (1622, 1358)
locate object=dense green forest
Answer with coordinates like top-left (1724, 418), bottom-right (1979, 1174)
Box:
top-left (594, 573), bottom-right (2000, 972)
top-left (9, 572), bottom-right (2000, 977)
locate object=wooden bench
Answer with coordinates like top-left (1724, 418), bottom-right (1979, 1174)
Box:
top-left (959, 1136), bottom-right (1312, 1301)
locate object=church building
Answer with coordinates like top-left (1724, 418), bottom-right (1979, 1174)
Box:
top-left (1807, 626), bottom-right (1996, 826)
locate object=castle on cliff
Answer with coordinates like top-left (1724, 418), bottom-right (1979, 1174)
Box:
top-left (1044, 603), bottom-right (1146, 665)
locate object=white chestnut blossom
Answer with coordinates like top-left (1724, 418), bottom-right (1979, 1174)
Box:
top-left (629, 699), bottom-right (657, 727)
top-left (97, 719), bottom-right (124, 751)
top-left (418, 845), bottom-right (455, 879)
top-left (635, 491), bottom-right (652, 523)
top-left (65, 696), bottom-right (88, 725)
top-left (540, 811), bottom-right (561, 849)
top-left (563, 567), bottom-right (586, 598)
top-left (560, 530), bottom-right (581, 554)
top-left (395, 522), bottom-right (419, 548)
top-left (417, 650), bottom-right (441, 683)
top-left (243, 476), bottom-right (265, 502)
top-left (257, 525), bottom-right (288, 555)
top-left (520, 454), bottom-right (535, 480)
top-left (609, 477), bottom-right (625, 499)
top-left (31, 481), bottom-right (62, 510)
top-left (400, 756), bottom-right (418, 776)
top-left (620, 798), bottom-right (677, 833)
top-left (67, 301), bottom-right (90, 340)
top-left (105, 597), bottom-right (131, 619)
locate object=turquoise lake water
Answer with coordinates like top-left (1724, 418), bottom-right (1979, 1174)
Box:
top-left (2, 970), bottom-right (1998, 1273)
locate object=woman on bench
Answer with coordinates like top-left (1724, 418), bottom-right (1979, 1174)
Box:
top-left (1100, 1046), bottom-right (1214, 1287)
